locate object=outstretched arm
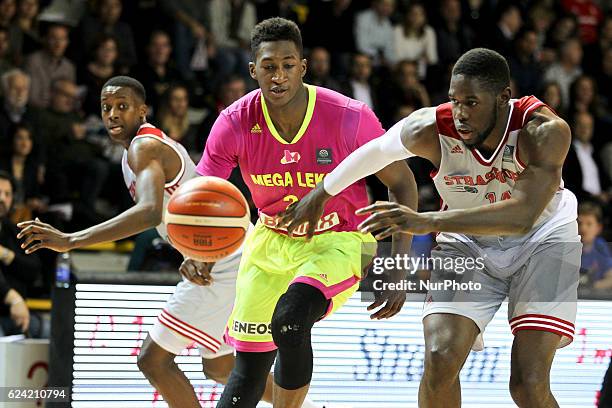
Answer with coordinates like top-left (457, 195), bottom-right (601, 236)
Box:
top-left (359, 109), bottom-right (572, 237)
top-left (17, 138), bottom-right (166, 253)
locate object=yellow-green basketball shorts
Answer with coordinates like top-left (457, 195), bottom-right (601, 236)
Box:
top-left (223, 222), bottom-right (377, 352)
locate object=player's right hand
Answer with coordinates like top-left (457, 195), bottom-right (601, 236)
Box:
top-left (16, 218), bottom-right (72, 254)
top-left (277, 183), bottom-right (332, 240)
top-left (179, 258), bottom-right (215, 286)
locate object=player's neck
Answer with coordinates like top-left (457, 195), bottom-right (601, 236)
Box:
top-left (479, 104), bottom-right (511, 154)
top-left (266, 84), bottom-right (309, 142)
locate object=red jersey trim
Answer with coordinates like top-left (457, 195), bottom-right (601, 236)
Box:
top-left (435, 103), bottom-right (461, 140)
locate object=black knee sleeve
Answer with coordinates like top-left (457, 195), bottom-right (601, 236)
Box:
top-left (216, 351), bottom-right (276, 408)
top-left (271, 283), bottom-right (329, 390)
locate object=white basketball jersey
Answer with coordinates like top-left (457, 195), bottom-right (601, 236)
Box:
top-left (121, 123), bottom-right (199, 241)
top-left (432, 96), bottom-right (577, 250)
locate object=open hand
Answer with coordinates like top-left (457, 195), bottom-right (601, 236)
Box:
top-left (356, 202), bottom-right (433, 239)
top-left (17, 218), bottom-right (72, 254)
top-left (179, 258), bottom-right (215, 286)
top-left (367, 269), bottom-right (407, 319)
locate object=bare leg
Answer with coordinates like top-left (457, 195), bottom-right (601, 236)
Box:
top-left (418, 313), bottom-right (479, 408)
top-left (273, 383), bottom-right (310, 407)
top-left (509, 330), bottom-right (561, 408)
top-left (137, 335), bottom-right (200, 408)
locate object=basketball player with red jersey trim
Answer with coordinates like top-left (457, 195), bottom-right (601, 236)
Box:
top-left (189, 17), bottom-right (415, 408)
top-left (16, 76), bottom-right (323, 408)
top-left (284, 48), bottom-right (580, 408)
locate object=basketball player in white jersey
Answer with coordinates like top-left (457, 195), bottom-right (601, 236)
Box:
top-left (17, 76), bottom-right (322, 408)
top-left (281, 49), bottom-right (580, 408)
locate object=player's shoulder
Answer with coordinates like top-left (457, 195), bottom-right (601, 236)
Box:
top-left (128, 124), bottom-right (168, 155)
top-left (313, 85), bottom-right (366, 114)
top-left (134, 123), bottom-right (165, 139)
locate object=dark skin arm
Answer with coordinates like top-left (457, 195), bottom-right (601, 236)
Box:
top-left (16, 138), bottom-right (213, 285)
top-left (358, 107), bottom-right (571, 237)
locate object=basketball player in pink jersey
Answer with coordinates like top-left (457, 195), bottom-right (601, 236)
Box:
top-left (16, 76), bottom-right (323, 408)
top-left (283, 48), bottom-right (580, 408)
top-left (190, 17), bottom-right (415, 408)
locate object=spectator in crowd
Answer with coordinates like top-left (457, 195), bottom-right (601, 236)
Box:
top-left (0, 171), bottom-right (41, 312)
top-left (303, 0), bottom-right (355, 77)
top-left (0, 0), bottom-right (18, 62)
top-left (578, 202), bottom-right (612, 289)
top-left (75, 0), bottom-right (136, 71)
top-left (380, 59), bottom-right (429, 127)
top-left (393, 1), bottom-right (437, 80)
top-left (160, 0), bottom-right (210, 81)
top-left (544, 13), bottom-right (579, 57)
top-left (24, 23), bottom-right (75, 109)
top-left (567, 75), bottom-right (609, 123)
top-left (544, 37), bottom-right (583, 111)
top-left (354, 0), bottom-right (395, 66)
top-left (198, 74), bottom-right (247, 149)
top-left (10, 0), bottom-right (40, 58)
top-left (0, 27), bottom-right (13, 76)
top-left (461, 0), bottom-right (494, 45)
top-left (156, 84), bottom-right (199, 156)
top-left (526, 4), bottom-right (555, 53)
top-left (563, 111), bottom-right (610, 204)
top-left (0, 123), bottom-right (45, 223)
top-left (0, 69), bottom-right (43, 163)
top-left (78, 35), bottom-right (120, 117)
top-left (340, 52), bottom-right (379, 112)
top-left (256, 0), bottom-right (301, 24)
top-left (208, 0), bottom-right (257, 83)
top-left (39, 78), bottom-right (108, 211)
top-left (131, 30), bottom-right (183, 115)
top-left (583, 15), bottom-right (612, 76)
top-left (0, 270), bottom-right (29, 336)
top-left (435, 0), bottom-right (474, 66)
top-left (489, 3), bottom-right (523, 57)
top-left (561, 0), bottom-right (602, 45)
top-left (508, 26), bottom-right (543, 97)
top-left (304, 47), bottom-right (341, 92)
top-left (595, 47), bottom-right (612, 112)
top-left (538, 81), bottom-right (564, 117)
top-left (0, 0), bottom-right (14, 29)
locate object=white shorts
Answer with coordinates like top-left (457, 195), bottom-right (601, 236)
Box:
top-left (149, 251), bottom-right (240, 359)
top-left (423, 221), bottom-right (581, 351)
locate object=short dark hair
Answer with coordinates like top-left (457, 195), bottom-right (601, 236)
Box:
top-left (578, 201), bottom-right (603, 224)
top-left (452, 48), bottom-right (510, 93)
top-left (250, 17), bottom-right (303, 58)
top-left (0, 170), bottom-right (16, 194)
top-left (102, 76), bottom-right (146, 102)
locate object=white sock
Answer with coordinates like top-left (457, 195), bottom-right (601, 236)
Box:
top-left (301, 398), bottom-right (321, 408)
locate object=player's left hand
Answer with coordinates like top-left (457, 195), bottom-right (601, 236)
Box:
top-left (367, 269), bottom-right (407, 319)
top-left (356, 202), bottom-right (433, 239)
top-left (179, 258), bottom-right (215, 286)
top-left (16, 218), bottom-right (72, 254)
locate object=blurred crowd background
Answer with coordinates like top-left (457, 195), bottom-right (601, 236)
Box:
top-left (0, 0), bottom-right (611, 337)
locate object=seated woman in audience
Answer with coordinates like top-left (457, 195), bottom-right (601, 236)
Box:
top-left (393, 2), bottom-right (437, 80)
top-left (78, 34), bottom-right (120, 117)
top-left (538, 81), bottom-right (564, 117)
top-left (11, 0), bottom-right (40, 57)
top-left (156, 84), bottom-right (198, 157)
top-left (0, 123), bottom-right (45, 223)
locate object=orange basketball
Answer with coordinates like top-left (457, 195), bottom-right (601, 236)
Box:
top-left (165, 176), bottom-right (250, 262)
